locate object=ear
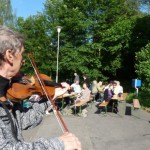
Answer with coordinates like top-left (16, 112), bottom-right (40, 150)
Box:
top-left (5, 49), bottom-right (14, 65)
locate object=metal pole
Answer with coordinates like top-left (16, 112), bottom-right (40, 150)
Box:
top-left (56, 26), bottom-right (61, 83)
top-left (56, 31), bottom-right (59, 83)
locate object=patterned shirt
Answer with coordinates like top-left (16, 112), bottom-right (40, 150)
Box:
top-left (0, 100), bottom-right (64, 150)
top-left (79, 88), bottom-right (91, 101)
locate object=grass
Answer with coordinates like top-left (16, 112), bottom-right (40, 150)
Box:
top-left (126, 92), bottom-right (136, 103)
top-left (125, 91), bottom-right (150, 113)
top-left (121, 80), bottom-right (150, 110)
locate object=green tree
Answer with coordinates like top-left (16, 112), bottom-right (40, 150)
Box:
top-left (135, 43), bottom-right (150, 92)
top-left (16, 14), bottom-right (55, 77)
top-left (101, 16), bottom-right (136, 78)
top-left (125, 15), bottom-right (150, 79)
top-left (16, 0), bottom-right (143, 82)
top-left (44, 0), bottom-right (141, 81)
top-left (0, 0), bottom-right (16, 26)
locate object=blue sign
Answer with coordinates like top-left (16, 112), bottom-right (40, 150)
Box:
top-left (132, 79), bottom-right (141, 88)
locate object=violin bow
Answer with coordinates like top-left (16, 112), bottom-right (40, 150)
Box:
top-left (28, 53), bottom-right (69, 133)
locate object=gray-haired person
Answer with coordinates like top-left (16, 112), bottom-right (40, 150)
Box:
top-left (74, 73), bottom-right (80, 83)
top-left (0, 26), bottom-right (81, 150)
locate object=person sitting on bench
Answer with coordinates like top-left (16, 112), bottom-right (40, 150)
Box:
top-left (75, 82), bottom-right (91, 103)
top-left (74, 82), bottom-right (91, 116)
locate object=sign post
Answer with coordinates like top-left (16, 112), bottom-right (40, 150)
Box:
top-left (132, 79), bottom-right (141, 97)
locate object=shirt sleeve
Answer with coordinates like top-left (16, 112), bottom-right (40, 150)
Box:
top-left (0, 128), bottom-right (64, 150)
top-left (16, 100), bottom-right (51, 130)
top-left (0, 106), bottom-right (64, 150)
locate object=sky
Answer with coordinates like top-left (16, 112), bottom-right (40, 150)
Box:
top-left (11, 1), bottom-right (149, 19)
top-left (11, 0), bottom-right (46, 18)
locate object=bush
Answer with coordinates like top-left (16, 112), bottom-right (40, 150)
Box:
top-left (126, 92), bottom-right (136, 103)
top-left (125, 90), bottom-right (150, 109)
top-left (138, 92), bottom-right (150, 108)
top-left (135, 43), bottom-right (150, 93)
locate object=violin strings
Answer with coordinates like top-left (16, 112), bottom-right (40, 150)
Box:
top-left (28, 54), bottom-right (68, 133)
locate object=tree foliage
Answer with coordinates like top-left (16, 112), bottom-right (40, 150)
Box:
top-left (16, 14), bottom-right (56, 77)
top-left (42, 0), bottom-right (141, 81)
top-left (101, 16), bottom-right (136, 78)
top-left (14, 0), bottom-right (150, 87)
top-left (135, 43), bottom-right (150, 92)
top-left (0, 0), bottom-right (16, 26)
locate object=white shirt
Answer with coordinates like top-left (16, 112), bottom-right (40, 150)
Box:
top-left (71, 83), bottom-right (81, 93)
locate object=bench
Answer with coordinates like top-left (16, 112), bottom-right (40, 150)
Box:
top-left (132, 99), bottom-right (141, 118)
top-left (99, 101), bottom-right (109, 113)
top-left (133, 99), bottom-right (141, 109)
top-left (71, 101), bottom-right (89, 114)
top-left (99, 93), bottom-right (128, 114)
top-left (71, 94), bottom-right (94, 114)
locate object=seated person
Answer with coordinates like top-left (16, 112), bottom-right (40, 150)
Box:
top-left (95, 84), bottom-right (114, 114)
top-left (117, 81), bottom-right (123, 96)
top-left (97, 81), bottom-right (105, 101)
top-left (70, 80), bottom-right (81, 94)
top-left (112, 81), bottom-right (123, 97)
top-left (83, 74), bottom-right (90, 88)
top-left (105, 80), bottom-right (115, 89)
top-left (75, 82), bottom-right (91, 103)
top-left (103, 84), bottom-right (114, 102)
top-left (108, 81), bottom-right (123, 113)
top-left (74, 83), bottom-right (91, 117)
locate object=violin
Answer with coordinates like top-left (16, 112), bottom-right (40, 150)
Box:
top-left (7, 73), bottom-right (62, 102)
top-left (7, 53), bottom-right (69, 133)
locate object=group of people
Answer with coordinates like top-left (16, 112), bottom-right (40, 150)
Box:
top-left (90, 80), bottom-right (105, 102)
top-left (69, 73), bottom-right (124, 115)
top-left (65, 73), bottom-right (91, 117)
top-left (71, 73), bottom-right (124, 104)
top-left (90, 80), bottom-right (124, 113)
top-left (103, 80), bottom-right (123, 101)
top-left (0, 26), bottom-right (81, 150)
top-left (90, 80), bottom-right (123, 102)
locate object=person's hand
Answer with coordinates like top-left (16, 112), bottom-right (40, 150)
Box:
top-left (61, 82), bottom-right (70, 89)
top-left (29, 94), bottom-right (41, 102)
top-left (53, 82), bottom-right (70, 100)
top-left (59, 132), bottom-right (82, 150)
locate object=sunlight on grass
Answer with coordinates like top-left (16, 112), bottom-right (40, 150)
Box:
top-left (126, 91), bottom-right (150, 111)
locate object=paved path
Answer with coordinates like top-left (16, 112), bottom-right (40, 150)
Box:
top-left (23, 103), bottom-right (150, 150)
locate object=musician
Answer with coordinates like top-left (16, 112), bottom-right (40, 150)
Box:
top-left (0, 26), bottom-right (81, 150)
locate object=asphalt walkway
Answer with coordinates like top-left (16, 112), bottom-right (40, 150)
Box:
top-left (23, 102), bottom-right (150, 150)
